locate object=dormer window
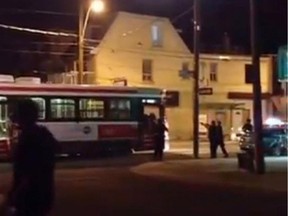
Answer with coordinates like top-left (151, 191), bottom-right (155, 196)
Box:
top-left (151, 21), bottom-right (163, 47)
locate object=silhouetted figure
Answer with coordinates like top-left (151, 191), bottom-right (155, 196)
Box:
top-left (154, 118), bottom-right (168, 161)
top-left (216, 121), bottom-right (229, 158)
top-left (6, 99), bottom-right (58, 216)
top-left (208, 121), bottom-right (218, 158)
top-left (148, 113), bottom-right (157, 133)
top-left (242, 119), bottom-right (253, 132)
top-left (201, 121), bottom-right (217, 158)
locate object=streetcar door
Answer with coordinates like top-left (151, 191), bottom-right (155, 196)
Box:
top-left (0, 96), bottom-right (10, 160)
top-left (138, 98), bottom-right (165, 151)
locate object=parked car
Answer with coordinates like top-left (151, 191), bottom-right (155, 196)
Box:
top-left (239, 126), bottom-right (288, 156)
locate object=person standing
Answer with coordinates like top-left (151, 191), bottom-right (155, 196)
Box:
top-left (201, 121), bottom-right (217, 158)
top-left (154, 118), bottom-right (168, 161)
top-left (216, 121), bottom-right (229, 158)
top-left (242, 118), bottom-right (253, 132)
top-left (208, 121), bottom-right (218, 158)
top-left (5, 99), bottom-right (58, 216)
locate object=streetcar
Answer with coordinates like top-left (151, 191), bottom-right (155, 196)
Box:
top-left (0, 76), bottom-right (166, 160)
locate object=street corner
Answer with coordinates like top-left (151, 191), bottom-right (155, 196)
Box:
top-left (129, 158), bottom-right (232, 184)
top-left (129, 157), bottom-right (288, 193)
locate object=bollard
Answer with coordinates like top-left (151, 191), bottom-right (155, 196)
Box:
top-left (237, 151), bottom-right (255, 172)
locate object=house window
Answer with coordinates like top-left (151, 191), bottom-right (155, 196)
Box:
top-left (151, 22), bottom-right (163, 47)
top-left (209, 63), bottom-right (218, 82)
top-left (182, 62), bottom-right (189, 71)
top-left (142, 59), bottom-right (153, 81)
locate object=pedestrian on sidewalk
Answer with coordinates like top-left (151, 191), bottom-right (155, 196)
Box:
top-left (216, 121), bottom-right (229, 158)
top-left (201, 121), bottom-right (217, 158)
top-left (154, 118), bottom-right (168, 161)
top-left (242, 118), bottom-right (253, 133)
top-left (4, 99), bottom-right (58, 216)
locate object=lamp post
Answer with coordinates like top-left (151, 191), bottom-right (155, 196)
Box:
top-left (249, 0), bottom-right (265, 174)
top-left (78, 0), bottom-right (104, 84)
top-left (193, 0), bottom-right (200, 158)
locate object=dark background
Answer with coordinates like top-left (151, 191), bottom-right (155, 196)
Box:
top-left (0, 0), bottom-right (286, 74)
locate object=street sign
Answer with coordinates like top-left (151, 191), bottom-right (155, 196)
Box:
top-left (199, 87), bottom-right (213, 95)
top-left (278, 45), bottom-right (288, 82)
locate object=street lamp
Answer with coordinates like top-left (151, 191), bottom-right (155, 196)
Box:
top-left (91, 0), bottom-right (105, 13)
top-left (78, 0), bottom-right (105, 84)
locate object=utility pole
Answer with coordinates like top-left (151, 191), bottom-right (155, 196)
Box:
top-left (193, 0), bottom-right (200, 158)
top-left (250, 0), bottom-right (265, 174)
top-left (78, 0), bottom-right (84, 84)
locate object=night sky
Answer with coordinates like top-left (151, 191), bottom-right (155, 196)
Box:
top-left (0, 0), bottom-right (287, 73)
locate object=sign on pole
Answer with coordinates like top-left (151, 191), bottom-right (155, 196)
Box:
top-left (199, 87), bottom-right (213, 95)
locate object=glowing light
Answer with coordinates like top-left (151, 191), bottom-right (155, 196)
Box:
top-left (91, 0), bottom-right (105, 13)
top-left (231, 133), bottom-right (237, 141)
top-left (219, 55), bottom-right (231, 61)
top-left (142, 99), bottom-right (156, 104)
top-left (264, 117), bottom-right (283, 126)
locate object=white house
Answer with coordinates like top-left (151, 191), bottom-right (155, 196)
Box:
top-left (49, 12), bottom-right (278, 140)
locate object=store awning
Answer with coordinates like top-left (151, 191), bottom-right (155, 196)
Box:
top-left (200, 102), bottom-right (245, 109)
top-left (227, 92), bottom-right (271, 100)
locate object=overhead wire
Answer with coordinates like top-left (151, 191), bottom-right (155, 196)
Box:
top-left (0, 8), bottom-right (77, 16)
top-left (0, 24), bottom-right (101, 43)
top-left (0, 48), bottom-right (93, 56)
top-left (0, 9), bottom-right (194, 66)
top-left (0, 24), bottom-right (76, 37)
top-left (171, 6), bottom-right (194, 23)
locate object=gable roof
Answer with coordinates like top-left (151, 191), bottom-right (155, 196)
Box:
top-left (91, 11), bottom-right (192, 56)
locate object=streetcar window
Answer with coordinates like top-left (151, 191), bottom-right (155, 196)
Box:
top-left (0, 97), bottom-right (8, 138)
top-left (108, 99), bottom-right (131, 120)
top-left (50, 98), bottom-right (75, 119)
top-left (31, 97), bottom-right (46, 120)
top-left (79, 99), bottom-right (104, 119)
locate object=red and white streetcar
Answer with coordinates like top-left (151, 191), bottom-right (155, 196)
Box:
top-left (0, 76), bottom-right (166, 160)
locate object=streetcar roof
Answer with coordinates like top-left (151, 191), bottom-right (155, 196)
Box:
top-left (0, 83), bottom-right (163, 97)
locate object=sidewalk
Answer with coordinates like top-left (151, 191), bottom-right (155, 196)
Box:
top-left (169, 140), bottom-right (237, 149)
top-left (131, 157), bottom-right (287, 192)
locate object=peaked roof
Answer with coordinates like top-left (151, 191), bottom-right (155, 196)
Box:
top-left (90, 11), bottom-right (191, 55)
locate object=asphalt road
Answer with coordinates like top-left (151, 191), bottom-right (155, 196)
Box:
top-left (0, 152), bottom-right (286, 216)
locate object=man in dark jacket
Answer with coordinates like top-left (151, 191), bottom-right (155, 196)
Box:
top-left (202, 121), bottom-right (218, 158)
top-left (216, 121), bottom-right (229, 158)
top-left (242, 119), bottom-right (253, 132)
top-left (208, 121), bottom-right (218, 158)
top-left (6, 99), bottom-right (58, 216)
